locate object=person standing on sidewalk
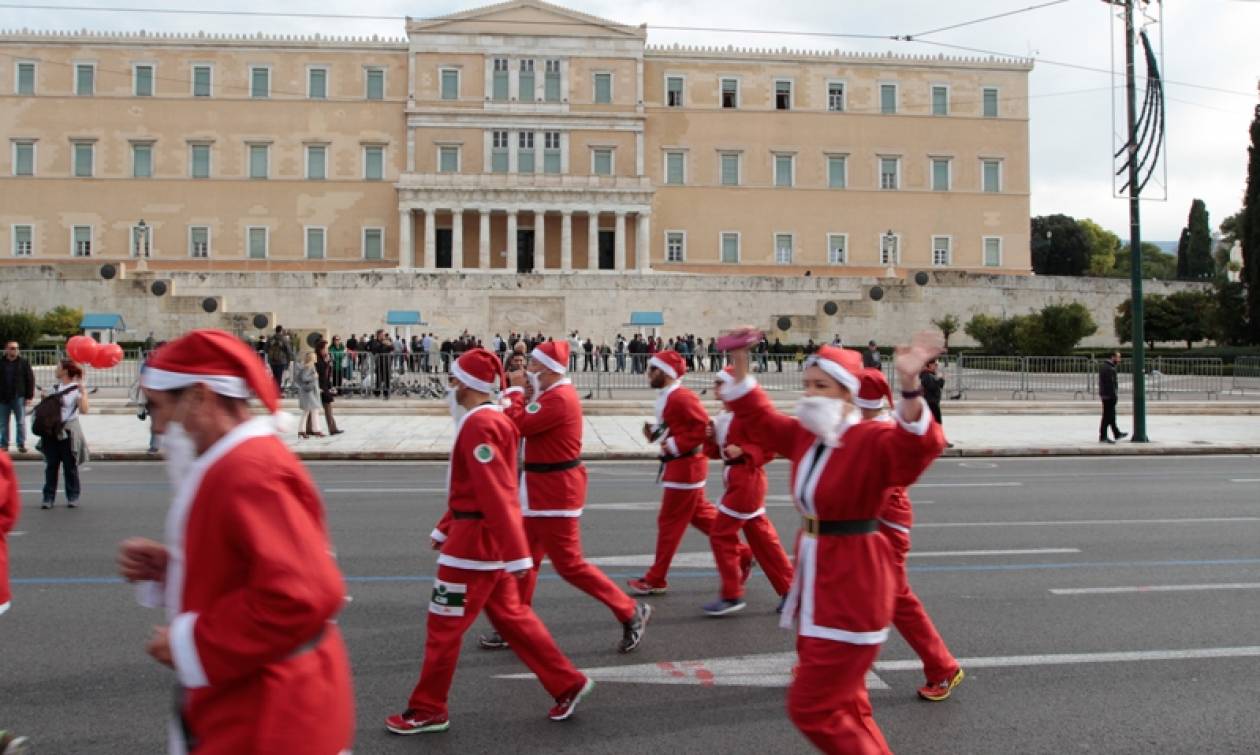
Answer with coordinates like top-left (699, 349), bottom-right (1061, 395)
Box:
top-left (1098, 352), bottom-right (1128, 444)
top-left (386, 349), bottom-right (593, 736)
top-left (295, 352), bottom-right (324, 439)
top-left (316, 340), bottom-right (343, 436)
top-left (1, 342), bottom-right (35, 455)
top-left (266, 326), bottom-right (294, 392)
top-left (478, 340), bottom-right (651, 653)
top-left (920, 358), bottom-right (953, 448)
top-left (36, 360), bottom-right (88, 509)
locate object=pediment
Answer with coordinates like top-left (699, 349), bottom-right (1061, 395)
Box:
top-left (410, 0), bottom-right (644, 39)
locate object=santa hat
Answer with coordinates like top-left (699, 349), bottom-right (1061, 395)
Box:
top-left (452, 347), bottom-right (503, 394)
top-left (141, 329), bottom-right (290, 430)
top-left (713, 366), bottom-right (736, 385)
top-left (648, 350), bottom-right (686, 380)
top-left (804, 345), bottom-right (862, 394)
top-left (855, 368), bottom-right (894, 410)
top-left (531, 340), bottom-right (568, 374)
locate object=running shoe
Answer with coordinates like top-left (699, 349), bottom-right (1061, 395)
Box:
top-left (548, 677), bottom-right (594, 721)
top-left (917, 667), bottom-right (966, 702)
top-left (478, 632), bottom-right (509, 650)
top-left (384, 709), bottom-right (450, 735)
top-left (619, 602), bottom-right (652, 653)
top-left (626, 578), bottom-right (667, 596)
top-left (702, 598), bottom-right (746, 617)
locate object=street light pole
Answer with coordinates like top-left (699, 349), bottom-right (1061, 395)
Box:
top-left (1120, 0), bottom-right (1149, 442)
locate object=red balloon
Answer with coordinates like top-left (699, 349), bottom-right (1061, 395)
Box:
top-left (66, 335), bottom-right (99, 365)
top-left (90, 343), bottom-right (123, 370)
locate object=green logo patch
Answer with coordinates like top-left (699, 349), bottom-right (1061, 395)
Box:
top-left (429, 579), bottom-right (468, 617)
top-left (474, 444), bottom-right (495, 463)
top-left (526, 402), bottom-right (542, 414)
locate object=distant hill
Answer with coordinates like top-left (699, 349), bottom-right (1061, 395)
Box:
top-left (1150, 241), bottom-right (1178, 255)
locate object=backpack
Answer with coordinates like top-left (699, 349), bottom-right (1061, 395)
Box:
top-left (267, 336), bottom-right (288, 364)
top-left (32, 386), bottom-right (74, 439)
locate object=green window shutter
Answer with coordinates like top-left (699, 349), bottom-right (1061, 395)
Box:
top-left (594, 74), bottom-right (611, 104)
top-left (133, 145), bottom-right (152, 178)
top-left (364, 229), bottom-right (382, 259)
top-left (666, 153), bottom-right (683, 185)
top-left (135, 66), bottom-right (153, 96)
top-left (309, 69), bottom-right (326, 99)
top-left (76, 65), bottom-right (93, 95)
top-left (191, 145), bottom-right (210, 178)
top-left (17, 63), bottom-right (35, 94)
top-left (306, 228), bottom-right (325, 259)
top-left (249, 228), bottom-right (267, 259)
top-left (74, 144), bottom-right (93, 177)
top-left (193, 67), bottom-right (211, 97)
top-left (15, 143), bottom-right (34, 176)
top-left (366, 69), bottom-right (384, 100)
top-left (251, 68), bottom-right (269, 98)
top-left (366, 147), bottom-right (384, 179)
top-left (308, 147), bottom-right (326, 179)
top-left (828, 157), bottom-right (845, 189)
top-left (441, 70), bottom-right (458, 100)
top-left (250, 145), bottom-right (268, 179)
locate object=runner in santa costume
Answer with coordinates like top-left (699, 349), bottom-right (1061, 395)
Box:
top-left (479, 340), bottom-right (652, 652)
top-left (701, 368), bottom-right (794, 616)
top-left (627, 350), bottom-right (751, 596)
top-left (855, 368), bottom-right (963, 702)
top-left (118, 329), bottom-right (354, 755)
top-left (0, 450), bottom-right (17, 620)
top-left (720, 332), bottom-right (946, 755)
top-left (386, 348), bottom-right (592, 735)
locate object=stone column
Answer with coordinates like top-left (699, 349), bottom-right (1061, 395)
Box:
top-left (479, 210), bottom-right (491, 270)
top-left (560, 211), bottom-right (573, 271)
top-left (636, 211), bottom-right (651, 273)
top-left (507, 210), bottom-right (518, 273)
top-left (398, 208), bottom-right (413, 268)
top-left (451, 209), bottom-right (464, 271)
top-left (534, 211), bottom-right (546, 273)
top-left (587, 210), bottom-right (600, 271)
top-left (614, 211), bottom-right (627, 271)
top-left (422, 208), bottom-right (436, 271)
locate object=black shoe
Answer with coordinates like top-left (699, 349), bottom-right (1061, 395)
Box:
top-left (1115, 431), bottom-right (1129, 440)
top-left (1100, 438), bottom-right (1116, 445)
top-left (478, 632), bottom-right (509, 650)
top-left (17, 446), bottom-right (26, 454)
top-left (619, 602), bottom-right (652, 654)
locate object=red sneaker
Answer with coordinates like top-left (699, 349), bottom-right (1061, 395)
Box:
top-left (384, 709), bottom-right (451, 735)
top-left (626, 578), bottom-right (667, 596)
top-left (917, 667), bottom-right (965, 702)
top-left (739, 550), bottom-right (754, 586)
top-left (549, 677), bottom-right (595, 721)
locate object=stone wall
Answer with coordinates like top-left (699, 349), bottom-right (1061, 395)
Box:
top-left (0, 263), bottom-right (1208, 347)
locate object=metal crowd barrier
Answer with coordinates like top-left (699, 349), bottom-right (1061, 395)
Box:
top-left (24, 348), bottom-right (143, 390)
top-left (1230, 356), bottom-right (1260, 395)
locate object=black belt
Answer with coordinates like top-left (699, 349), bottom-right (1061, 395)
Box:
top-left (802, 517), bottom-right (879, 536)
top-left (523, 459), bottom-right (582, 473)
top-left (452, 510), bottom-right (484, 520)
top-left (723, 457), bottom-right (746, 466)
top-left (657, 446), bottom-right (702, 483)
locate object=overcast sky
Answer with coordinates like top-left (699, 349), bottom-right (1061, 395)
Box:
top-left (7, 0), bottom-right (1258, 240)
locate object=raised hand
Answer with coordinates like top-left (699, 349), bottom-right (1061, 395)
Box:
top-left (894, 331), bottom-right (945, 392)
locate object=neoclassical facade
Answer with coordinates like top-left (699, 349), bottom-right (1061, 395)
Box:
top-left (0, 0), bottom-right (1033, 277)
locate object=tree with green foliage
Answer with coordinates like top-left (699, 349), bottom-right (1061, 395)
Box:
top-left (964, 314), bottom-right (1020, 355)
top-left (39, 305), bottom-right (82, 341)
top-left (1030, 215), bottom-right (1090, 276)
top-left (1115, 294), bottom-right (1189, 348)
top-left (1164, 290), bottom-right (1215, 348)
top-left (0, 312), bottom-right (42, 347)
top-left (1243, 106), bottom-right (1260, 343)
top-left (931, 314), bottom-right (960, 349)
top-left (1175, 227), bottom-right (1190, 279)
top-left (1212, 281), bottom-right (1250, 345)
top-left (1078, 218), bottom-right (1121, 277)
top-left (1186, 199), bottom-right (1214, 280)
top-left (965, 303), bottom-right (1096, 355)
top-left (1112, 242), bottom-right (1177, 280)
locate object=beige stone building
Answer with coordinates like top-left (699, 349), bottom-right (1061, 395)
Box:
top-left (0, 0), bottom-right (1033, 277)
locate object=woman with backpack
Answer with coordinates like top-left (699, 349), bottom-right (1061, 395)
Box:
top-left (35, 360), bottom-right (89, 509)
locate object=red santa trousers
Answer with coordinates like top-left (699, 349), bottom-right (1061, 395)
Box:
top-left (882, 525), bottom-right (957, 682)
top-left (643, 487), bottom-right (719, 587)
top-left (519, 517), bottom-right (637, 623)
top-left (788, 637), bottom-right (890, 755)
top-left (407, 565), bottom-right (586, 717)
top-left (711, 512), bottom-right (794, 600)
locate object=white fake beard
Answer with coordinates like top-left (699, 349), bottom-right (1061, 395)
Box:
top-left (794, 396), bottom-right (853, 447)
top-left (446, 386), bottom-right (468, 423)
top-left (159, 421), bottom-right (197, 489)
top-left (526, 370), bottom-right (542, 396)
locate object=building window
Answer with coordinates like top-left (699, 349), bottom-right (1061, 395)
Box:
top-left (73, 142), bottom-right (94, 177)
top-left (931, 85), bottom-right (948, 116)
top-left (75, 64), bottom-right (94, 96)
top-left (665, 151), bottom-right (685, 185)
top-left (365, 68), bottom-right (385, 100)
top-left (775, 233), bottom-right (793, 264)
top-left (827, 155), bottom-right (846, 189)
top-left (438, 145), bottom-right (459, 173)
top-left (518, 131), bottom-right (535, 173)
top-left (363, 227), bottom-right (384, 260)
top-left (306, 145), bottom-right (327, 180)
top-left (775, 80), bottom-right (791, 110)
top-left (133, 64), bottom-right (154, 96)
top-left (666, 231), bottom-right (685, 262)
top-left (827, 82), bottom-right (845, 112)
top-left (544, 59), bottom-right (561, 102)
top-left (983, 87), bottom-right (999, 117)
top-left (982, 159), bottom-right (1002, 192)
top-left (132, 143), bottom-right (153, 178)
top-left (774, 154), bottom-right (794, 188)
top-left (16, 62), bottom-right (35, 95)
top-left (593, 148), bottom-right (613, 176)
top-left (666, 76), bottom-right (684, 107)
top-left (364, 145), bottom-right (384, 180)
top-left (131, 225), bottom-right (151, 258)
top-left (492, 58), bottom-right (509, 101)
top-left (190, 144), bottom-right (211, 179)
top-left (931, 158), bottom-right (950, 191)
top-left (932, 236), bottom-right (952, 267)
top-left (12, 141), bottom-right (35, 176)
top-left (827, 234), bottom-right (847, 264)
top-left (720, 232), bottom-right (740, 263)
top-left (249, 144), bottom-right (269, 179)
top-left (13, 225), bottom-right (33, 257)
top-left (519, 59), bottom-right (535, 101)
top-left (880, 157), bottom-right (899, 190)
top-left (305, 227), bottom-right (325, 259)
top-left (720, 152), bottom-right (740, 186)
top-left (248, 227), bottom-right (268, 259)
top-left (490, 130), bottom-right (509, 173)
top-left (192, 65), bottom-right (212, 97)
top-left (440, 68), bottom-right (459, 100)
top-left (721, 77), bottom-right (739, 109)
top-left (543, 131), bottom-right (561, 173)
top-left (189, 226), bottom-right (210, 258)
top-left (72, 226), bottom-right (92, 257)
top-left (308, 67), bottom-right (327, 99)
top-left (880, 83), bottom-right (897, 114)
top-left (593, 72), bottom-right (612, 104)
top-left (983, 236), bottom-right (1002, 267)
top-left (880, 234), bottom-right (900, 265)
top-left (250, 67), bottom-right (269, 98)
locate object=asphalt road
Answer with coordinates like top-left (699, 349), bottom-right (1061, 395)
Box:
top-left (4, 455), bottom-right (1260, 754)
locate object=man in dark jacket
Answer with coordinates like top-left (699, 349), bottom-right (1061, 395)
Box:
top-left (1098, 352), bottom-right (1128, 444)
top-left (266, 326), bottom-right (294, 391)
top-left (920, 358), bottom-right (952, 448)
top-left (1, 341), bottom-right (36, 453)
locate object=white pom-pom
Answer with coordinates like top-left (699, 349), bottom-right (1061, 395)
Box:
top-left (273, 411), bottom-right (296, 434)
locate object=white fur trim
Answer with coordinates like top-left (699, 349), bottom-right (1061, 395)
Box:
top-left (717, 501), bottom-right (766, 520)
top-left (853, 395), bottom-right (887, 410)
top-left (451, 362), bottom-right (496, 394)
top-left (502, 386), bottom-right (525, 397)
top-left (878, 518), bottom-right (911, 534)
top-left (531, 348), bottom-right (566, 375)
top-left (792, 535), bottom-right (891, 645)
top-left (894, 398), bottom-right (932, 436)
top-left (521, 508), bottom-right (583, 518)
top-left (664, 437), bottom-right (679, 456)
top-left (437, 554), bottom-right (531, 571)
top-left (430, 528), bottom-right (447, 543)
top-left (503, 557), bottom-right (534, 572)
top-left (718, 375), bottom-right (757, 402)
top-left (142, 368), bottom-right (250, 399)
top-left (805, 356), bottom-right (860, 394)
top-left (662, 481), bottom-right (706, 490)
top-left (648, 356), bottom-right (678, 379)
top-left (170, 611), bottom-right (211, 689)
top-left (0, 600), bottom-right (9, 616)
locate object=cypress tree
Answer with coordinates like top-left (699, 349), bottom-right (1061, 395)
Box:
top-left (1187, 199), bottom-right (1213, 279)
top-left (1243, 106), bottom-right (1260, 343)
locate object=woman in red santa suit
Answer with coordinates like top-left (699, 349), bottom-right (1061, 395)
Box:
top-left (720, 330), bottom-right (946, 755)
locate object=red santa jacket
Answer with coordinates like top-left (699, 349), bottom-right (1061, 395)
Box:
top-left (430, 403), bottom-right (533, 572)
top-left (867, 414), bottom-right (913, 533)
top-left (502, 380), bottom-right (587, 517)
top-left (724, 378), bottom-right (944, 645)
top-left (159, 418), bottom-right (354, 754)
top-left (0, 450), bottom-right (18, 615)
top-left (653, 381), bottom-right (709, 488)
top-left (704, 411), bottom-right (773, 519)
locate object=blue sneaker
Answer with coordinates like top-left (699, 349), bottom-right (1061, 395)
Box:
top-left (702, 598), bottom-right (746, 617)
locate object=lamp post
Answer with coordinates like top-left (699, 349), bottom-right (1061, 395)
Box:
top-left (134, 218), bottom-right (148, 271)
top-left (882, 229), bottom-right (897, 277)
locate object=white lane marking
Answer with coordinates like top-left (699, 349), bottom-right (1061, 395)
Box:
top-left (1229, 479), bottom-right (1260, 483)
top-left (915, 517), bottom-right (1260, 529)
top-left (874, 646), bottom-right (1260, 672)
top-left (910, 548), bottom-right (1081, 558)
top-left (911, 482), bottom-right (1023, 489)
top-left (1051, 582), bottom-right (1260, 596)
top-left (10, 531), bottom-right (25, 537)
top-left (587, 548), bottom-right (1081, 567)
top-left (765, 494), bottom-right (938, 505)
top-left (959, 462), bottom-right (999, 469)
top-left (321, 487), bottom-right (447, 494)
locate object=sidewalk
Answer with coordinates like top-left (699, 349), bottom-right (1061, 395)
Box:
top-left (12, 410), bottom-right (1259, 461)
